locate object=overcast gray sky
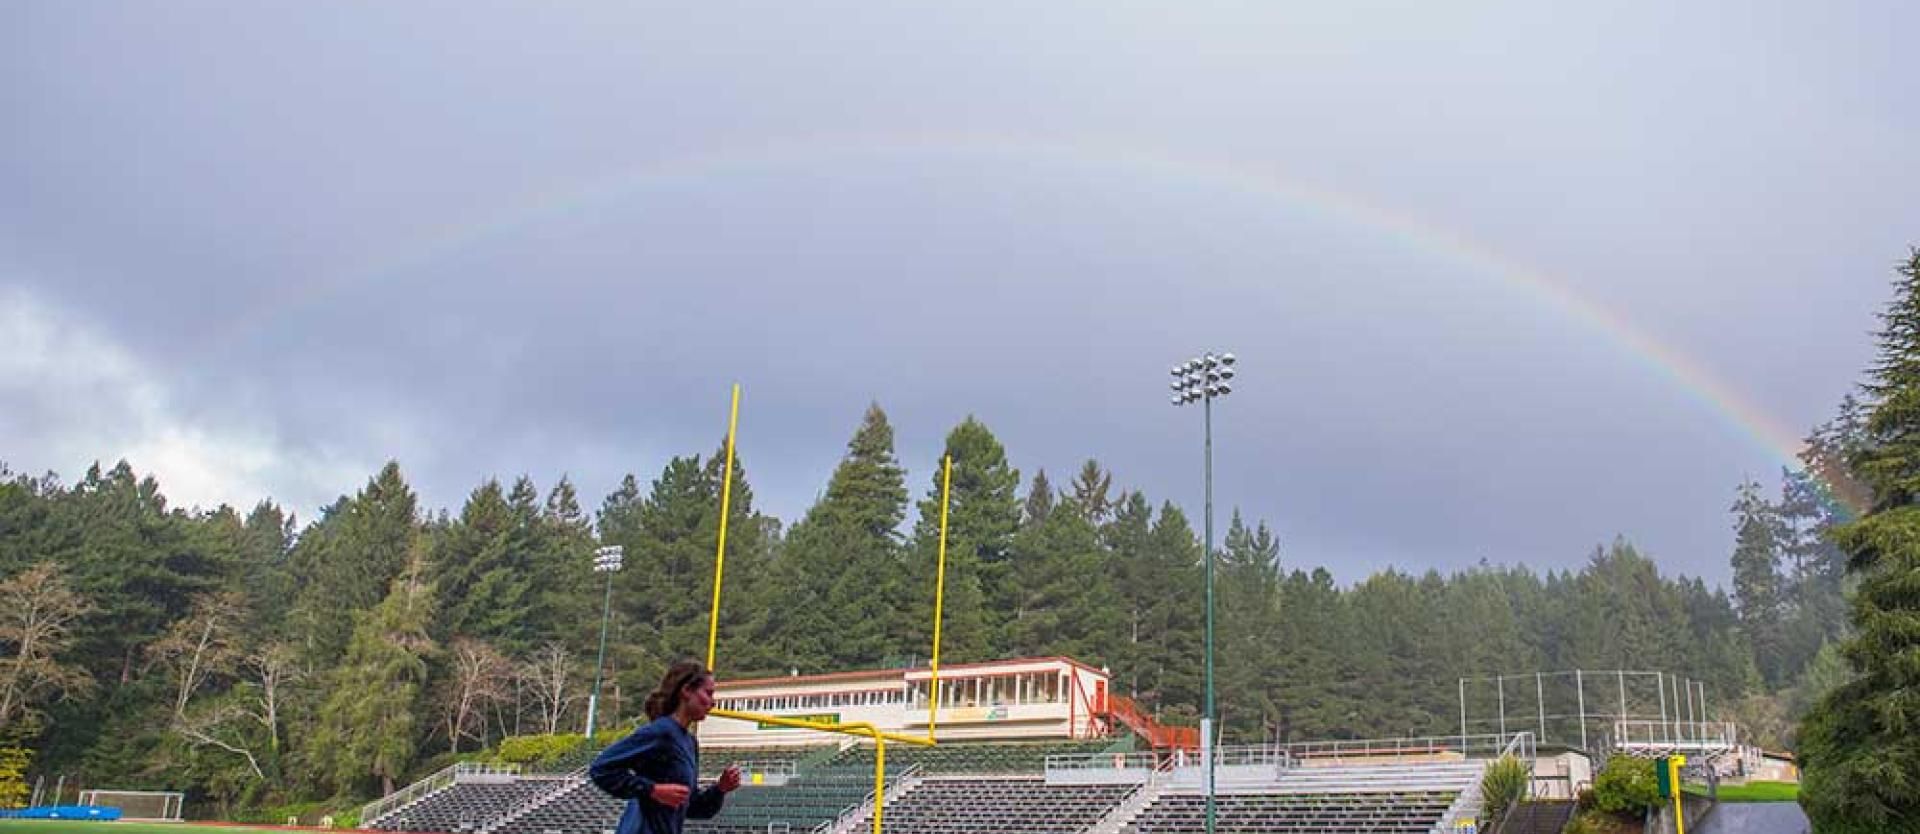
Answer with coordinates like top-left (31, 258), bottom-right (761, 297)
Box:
top-left (3, 1), bottom-right (1912, 583)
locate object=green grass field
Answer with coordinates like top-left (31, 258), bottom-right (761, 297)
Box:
top-left (0, 822), bottom-right (302, 834)
top-left (1683, 780), bottom-right (1801, 802)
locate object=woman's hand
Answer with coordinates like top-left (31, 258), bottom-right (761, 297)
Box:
top-left (649, 783), bottom-right (691, 807)
top-left (717, 765), bottom-right (742, 793)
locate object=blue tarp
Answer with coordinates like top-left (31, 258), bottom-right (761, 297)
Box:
top-left (0, 805), bottom-right (124, 820)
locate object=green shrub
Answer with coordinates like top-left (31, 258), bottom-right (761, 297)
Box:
top-left (494, 733), bottom-right (588, 765)
top-left (1590, 755), bottom-right (1658, 815)
top-left (238, 800), bottom-right (341, 826)
top-left (0, 747), bottom-right (31, 809)
top-left (1563, 813), bottom-right (1601, 834)
top-left (1480, 754), bottom-right (1528, 821)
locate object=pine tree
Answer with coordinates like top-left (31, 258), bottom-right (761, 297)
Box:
top-left (287, 462), bottom-right (420, 665)
top-left (1728, 479), bottom-right (1788, 685)
top-left (1799, 250), bottom-right (1920, 834)
top-left (433, 480), bottom-right (531, 646)
top-left (1215, 511), bottom-right (1281, 740)
top-left (306, 542), bottom-right (435, 797)
top-left (1021, 470), bottom-right (1055, 530)
top-left (529, 477), bottom-right (599, 650)
top-left (764, 405), bottom-right (910, 671)
top-left (1104, 492), bottom-right (1156, 695)
top-left (909, 417), bottom-right (1020, 662)
top-left (1005, 496), bottom-right (1119, 663)
top-left (1069, 460), bottom-right (1113, 525)
top-left (1777, 400), bottom-right (1866, 678)
top-left (239, 501), bottom-right (297, 639)
top-left (1132, 502), bottom-right (1203, 713)
top-left (600, 443), bottom-right (775, 683)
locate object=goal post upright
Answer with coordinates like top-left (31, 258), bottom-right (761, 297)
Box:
top-left (706, 383), bottom-right (741, 671)
top-left (699, 387), bottom-right (954, 834)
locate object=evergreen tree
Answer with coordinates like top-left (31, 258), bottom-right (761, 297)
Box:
top-left (1777, 400), bottom-right (1865, 678)
top-left (1799, 250), bottom-right (1920, 834)
top-left (530, 476), bottom-right (600, 649)
top-left (1728, 479), bottom-right (1788, 685)
top-left (1005, 496), bottom-right (1119, 663)
top-left (238, 501), bottom-right (297, 639)
top-left (1269, 566), bottom-right (1346, 741)
top-left (1021, 470), bottom-right (1055, 529)
top-left (909, 417), bottom-right (1020, 662)
top-left (1069, 460), bottom-right (1113, 525)
top-left (601, 443), bottom-right (775, 683)
top-left (1132, 502), bottom-right (1203, 713)
top-left (1104, 492), bottom-right (1157, 695)
top-left (306, 543), bottom-right (435, 797)
top-left (1215, 511), bottom-right (1281, 740)
top-left (762, 405), bottom-right (910, 672)
top-left (433, 480), bottom-right (535, 647)
top-left (287, 462), bottom-right (420, 665)
top-left (49, 462), bottom-right (227, 686)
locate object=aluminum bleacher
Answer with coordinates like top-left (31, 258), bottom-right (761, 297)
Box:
top-left (825, 740), bottom-right (1116, 774)
top-left (1121, 791), bottom-right (1457, 834)
top-left (369, 779), bottom-right (565, 833)
top-left (1118, 758), bottom-right (1487, 834)
top-left (487, 764), bottom-right (896, 834)
top-left (850, 777), bottom-right (1133, 834)
top-left (366, 736), bottom-right (1525, 834)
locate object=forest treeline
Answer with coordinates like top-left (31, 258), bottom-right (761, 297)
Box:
top-left (0, 404), bottom-right (1851, 812)
top-left (12, 251), bottom-right (1917, 818)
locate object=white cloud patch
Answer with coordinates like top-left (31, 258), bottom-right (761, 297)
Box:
top-left (0, 286), bottom-right (369, 515)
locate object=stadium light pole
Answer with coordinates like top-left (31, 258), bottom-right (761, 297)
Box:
top-left (1168, 351), bottom-right (1235, 834)
top-left (585, 544), bottom-right (625, 736)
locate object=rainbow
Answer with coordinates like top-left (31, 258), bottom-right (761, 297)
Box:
top-left (207, 132), bottom-right (1863, 517)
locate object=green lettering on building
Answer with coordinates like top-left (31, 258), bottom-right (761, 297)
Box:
top-left (756, 712), bottom-right (842, 730)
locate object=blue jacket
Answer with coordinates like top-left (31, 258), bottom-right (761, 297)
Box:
top-left (589, 716), bottom-right (726, 834)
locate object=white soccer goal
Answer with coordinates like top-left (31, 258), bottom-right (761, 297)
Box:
top-left (79, 789), bottom-right (185, 821)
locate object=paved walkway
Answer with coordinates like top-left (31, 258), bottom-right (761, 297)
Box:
top-left (1694, 802), bottom-right (1810, 834)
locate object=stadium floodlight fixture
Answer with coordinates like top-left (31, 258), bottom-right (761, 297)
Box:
top-left (594, 545), bottom-right (625, 572)
top-left (586, 544), bottom-right (626, 735)
top-left (1162, 350), bottom-right (1240, 834)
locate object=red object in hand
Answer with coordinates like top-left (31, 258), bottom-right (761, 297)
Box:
top-left (650, 783), bottom-right (691, 808)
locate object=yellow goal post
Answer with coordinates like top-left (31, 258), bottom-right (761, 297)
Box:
top-left (700, 384), bottom-right (954, 834)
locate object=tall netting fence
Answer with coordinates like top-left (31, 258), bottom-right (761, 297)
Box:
top-left (1458, 670), bottom-right (1692, 753)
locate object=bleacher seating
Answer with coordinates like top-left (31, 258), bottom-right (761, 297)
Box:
top-left (826, 740), bottom-right (1114, 774)
top-left (485, 778), bottom-right (614, 834)
top-left (1119, 759), bottom-right (1482, 834)
top-left (530, 740), bottom-right (833, 777)
top-left (371, 780), bottom-right (563, 833)
top-left (855, 777), bottom-right (1133, 834)
top-left (369, 744), bottom-right (1488, 834)
top-left (1122, 790), bottom-right (1457, 834)
top-left (490, 764), bottom-right (895, 834)
top-left (701, 744), bottom-right (837, 778)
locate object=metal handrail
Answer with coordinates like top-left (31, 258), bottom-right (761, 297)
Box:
top-left (820, 763), bottom-right (923, 834)
top-left (1286, 732), bottom-right (1517, 762)
top-left (359, 762), bottom-right (521, 827)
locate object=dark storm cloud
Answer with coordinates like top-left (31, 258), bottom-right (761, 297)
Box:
top-left (3, 1), bottom-right (1912, 582)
